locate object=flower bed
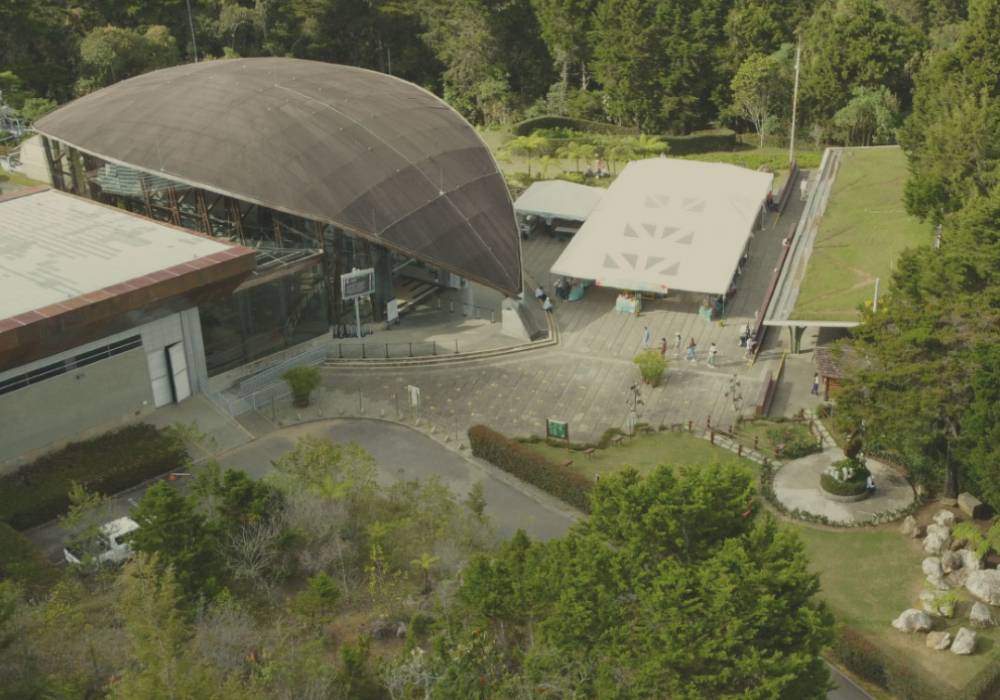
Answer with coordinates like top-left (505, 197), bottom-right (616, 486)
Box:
top-left (820, 459), bottom-right (871, 497)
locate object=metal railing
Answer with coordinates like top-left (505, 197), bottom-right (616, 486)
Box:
top-left (236, 345), bottom-right (329, 397)
top-left (209, 381), bottom-right (291, 418)
top-left (331, 340), bottom-right (457, 360)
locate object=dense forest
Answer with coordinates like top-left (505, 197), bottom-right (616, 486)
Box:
top-left (0, 0), bottom-right (970, 139)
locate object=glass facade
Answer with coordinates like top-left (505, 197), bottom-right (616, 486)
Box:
top-left (200, 263), bottom-right (329, 375)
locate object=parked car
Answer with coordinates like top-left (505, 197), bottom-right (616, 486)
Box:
top-left (63, 517), bottom-right (139, 565)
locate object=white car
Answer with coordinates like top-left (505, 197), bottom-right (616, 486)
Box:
top-left (63, 517), bottom-right (140, 565)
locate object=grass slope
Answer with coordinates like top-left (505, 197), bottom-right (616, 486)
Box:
top-left (791, 146), bottom-right (933, 322)
top-left (523, 430), bottom-right (757, 481)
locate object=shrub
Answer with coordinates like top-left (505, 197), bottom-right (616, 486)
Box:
top-left (765, 423), bottom-right (820, 459)
top-left (633, 350), bottom-right (667, 386)
top-left (820, 459), bottom-right (870, 496)
top-left (282, 365), bottom-right (322, 407)
top-left (0, 522), bottom-right (58, 596)
top-left (0, 424), bottom-right (187, 530)
top-left (468, 425), bottom-right (592, 512)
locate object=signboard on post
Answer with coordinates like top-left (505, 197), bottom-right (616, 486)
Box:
top-left (341, 268), bottom-right (375, 300)
top-left (386, 298), bottom-right (399, 325)
top-left (546, 418), bottom-right (569, 441)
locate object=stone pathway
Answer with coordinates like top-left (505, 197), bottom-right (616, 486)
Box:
top-left (772, 418), bottom-right (914, 524)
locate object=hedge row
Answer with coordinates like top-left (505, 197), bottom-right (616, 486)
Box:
top-left (0, 424), bottom-right (187, 530)
top-left (0, 522), bottom-right (59, 597)
top-left (663, 129), bottom-right (737, 154)
top-left (511, 115), bottom-right (635, 136)
top-left (832, 625), bottom-right (949, 700)
top-left (468, 425), bottom-right (592, 513)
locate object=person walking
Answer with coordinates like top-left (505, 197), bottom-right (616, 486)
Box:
top-left (642, 326), bottom-right (651, 348)
top-left (708, 342), bottom-right (718, 367)
top-left (686, 337), bottom-right (697, 362)
top-left (659, 337), bottom-right (668, 358)
top-left (811, 373), bottom-right (821, 396)
top-left (745, 336), bottom-right (756, 360)
top-left (674, 332), bottom-right (683, 356)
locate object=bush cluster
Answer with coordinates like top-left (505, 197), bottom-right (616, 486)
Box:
top-left (0, 522), bottom-right (58, 596)
top-left (0, 424), bottom-right (187, 529)
top-left (820, 458), bottom-right (870, 496)
top-left (468, 425), bottom-right (592, 513)
top-left (511, 115), bottom-right (635, 136)
top-left (766, 423), bottom-right (820, 459)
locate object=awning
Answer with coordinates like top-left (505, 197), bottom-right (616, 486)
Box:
top-left (550, 159), bottom-right (773, 296)
top-left (513, 180), bottom-right (605, 222)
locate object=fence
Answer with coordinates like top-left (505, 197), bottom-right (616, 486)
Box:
top-left (208, 381), bottom-right (291, 418)
top-left (330, 340), bottom-right (458, 359)
top-left (236, 345), bottom-right (329, 397)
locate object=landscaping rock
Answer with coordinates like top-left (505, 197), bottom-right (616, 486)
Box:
top-left (934, 509), bottom-right (957, 527)
top-left (959, 492), bottom-right (990, 520)
top-left (959, 549), bottom-right (982, 572)
top-left (966, 570), bottom-right (1000, 606)
top-left (892, 609), bottom-right (933, 633)
top-left (922, 557), bottom-right (943, 578)
top-left (951, 627), bottom-right (976, 655)
top-left (901, 515), bottom-right (921, 537)
top-left (946, 569), bottom-right (970, 589)
top-left (924, 524), bottom-right (952, 556)
top-left (970, 602), bottom-right (996, 628)
top-left (941, 550), bottom-right (962, 574)
top-left (926, 631), bottom-right (952, 650)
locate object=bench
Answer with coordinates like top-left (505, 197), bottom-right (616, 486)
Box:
top-left (611, 435), bottom-right (625, 447)
top-left (583, 447), bottom-right (597, 459)
top-left (561, 459), bottom-right (573, 468)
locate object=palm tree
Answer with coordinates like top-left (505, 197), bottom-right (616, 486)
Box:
top-left (627, 134), bottom-right (669, 158)
top-left (556, 141), bottom-right (598, 172)
top-left (538, 155), bottom-right (559, 178)
top-left (411, 552), bottom-right (439, 593)
top-left (502, 134), bottom-right (550, 177)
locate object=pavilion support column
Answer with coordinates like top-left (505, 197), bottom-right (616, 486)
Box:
top-left (41, 137), bottom-right (66, 192)
top-left (787, 325), bottom-right (807, 353)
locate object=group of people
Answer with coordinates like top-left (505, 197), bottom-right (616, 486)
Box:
top-left (534, 284), bottom-right (554, 312)
top-left (643, 328), bottom-right (719, 366)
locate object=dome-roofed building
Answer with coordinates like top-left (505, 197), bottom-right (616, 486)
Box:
top-left (32, 57), bottom-right (522, 374)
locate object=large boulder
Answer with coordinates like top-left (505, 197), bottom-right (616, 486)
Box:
top-left (922, 557), bottom-right (943, 578)
top-left (958, 492), bottom-right (990, 520)
top-left (966, 569), bottom-right (1000, 606)
top-left (959, 549), bottom-right (982, 572)
top-left (970, 602), bottom-right (996, 628)
top-left (940, 551), bottom-right (962, 574)
top-left (926, 631), bottom-right (952, 650)
top-left (934, 509), bottom-right (957, 527)
top-left (946, 569), bottom-right (970, 589)
top-left (924, 524), bottom-right (952, 555)
top-left (901, 515), bottom-right (923, 538)
top-left (892, 609), bottom-right (933, 633)
top-left (951, 627), bottom-right (976, 655)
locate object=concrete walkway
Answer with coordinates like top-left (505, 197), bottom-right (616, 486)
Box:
top-left (772, 448), bottom-right (914, 524)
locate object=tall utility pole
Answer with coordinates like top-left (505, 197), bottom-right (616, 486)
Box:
top-left (185, 0), bottom-right (199, 62)
top-left (788, 39), bottom-right (801, 165)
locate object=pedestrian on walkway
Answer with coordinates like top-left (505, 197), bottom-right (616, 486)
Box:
top-left (659, 337), bottom-right (668, 357)
top-left (745, 336), bottom-right (756, 360)
top-left (686, 337), bottom-right (697, 362)
top-left (811, 373), bottom-right (820, 396)
top-left (543, 297), bottom-right (554, 313)
top-left (708, 342), bottom-right (718, 366)
top-left (674, 332), bottom-right (683, 356)
top-left (642, 326), bottom-right (651, 348)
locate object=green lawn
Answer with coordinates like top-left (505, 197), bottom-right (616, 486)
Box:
top-left (0, 167), bottom-right (44, 188)
top-left (522, 430), bottom-right (758, 481)
top-left (791, 146), bottom-right (933, 322)
top-left (794, 524), bottom-right (1000, 692)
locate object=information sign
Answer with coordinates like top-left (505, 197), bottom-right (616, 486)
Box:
top-left (341, 268), bottom-right (375, 300)
top-left (546, 418), bottom-right (569, 441)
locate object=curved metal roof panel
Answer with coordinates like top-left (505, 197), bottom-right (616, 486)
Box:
top-left (35, 58), bottom-right (522, 294)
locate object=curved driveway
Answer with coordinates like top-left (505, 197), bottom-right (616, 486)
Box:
top-left (218, 418), bottom-right (577, 542)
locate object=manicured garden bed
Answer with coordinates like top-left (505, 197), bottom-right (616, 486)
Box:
top-left (734, 418), bottom-right (821, 460)
top-left (0, 424), bottom-right (187, 529)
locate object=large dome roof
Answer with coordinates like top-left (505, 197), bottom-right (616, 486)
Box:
top-left (35, 58), bottom-right (521, 294)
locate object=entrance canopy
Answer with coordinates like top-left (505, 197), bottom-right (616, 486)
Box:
top-left (550, 159), bottom-right (772, 295)
top-left (513, 180), bottom-right (605, 222)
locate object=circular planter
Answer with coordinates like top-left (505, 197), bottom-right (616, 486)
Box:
top-left (822, 489), bottom-right (870, 503)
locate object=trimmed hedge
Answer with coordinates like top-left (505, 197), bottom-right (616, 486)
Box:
top-left (0, 424), bottom-right (187, 530)
top-left (663, 129), bottom-right (736, 154)
top-left (468, 425), bottom-right (592, 513)
top-left (0, 522), bottom-right (59, 596)
top-left (820, 459), bottom-right (870, 497)
top-left (511, 115), bottom-right (635, 136)
top-left (832, 625), bottom-right (951, 700)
